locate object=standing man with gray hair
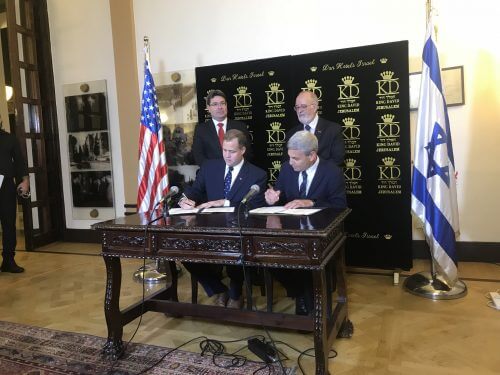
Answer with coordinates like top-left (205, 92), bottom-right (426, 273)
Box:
top-left (265, 131), bottom-right (346, 315)
top-left (285, 90), bottom-right (344, 166)
top-left (0, 118), bottom-right (29, 273)
top-left (192, 89), bottom-right (253, 166)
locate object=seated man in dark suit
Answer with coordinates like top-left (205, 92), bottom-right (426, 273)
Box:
top-left (265, 130), bottom-right (347, 315)
top-left (284, 90), bottom-right (344, 166)
top-left (192, 89), bottom-right (253, 166)
top-left (179, 129), bottom-right (266, 309)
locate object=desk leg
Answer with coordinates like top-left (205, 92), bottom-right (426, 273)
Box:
top-left (102, 256), bottom-right (124, 359)
top-left (312, 268), bottom-right (330, 375)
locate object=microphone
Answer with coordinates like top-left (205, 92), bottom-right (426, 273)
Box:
top-left (158, 186), bottom-right (180, 204)
top-left (241, 184), bottom-right (260, 204)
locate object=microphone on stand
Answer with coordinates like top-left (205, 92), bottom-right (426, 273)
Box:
top-left (241, 184), bottom-right (260, 205)
top-left (158, 186), bottom-right (180, 204)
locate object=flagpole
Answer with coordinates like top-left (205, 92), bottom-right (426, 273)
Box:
top-left (403, 4), bottom-right (466, 300)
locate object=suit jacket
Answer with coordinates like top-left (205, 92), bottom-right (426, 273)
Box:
top-left (192, 119), bottom-right (253, 166)
top-left (284, 117), bottom-right (345, 166)
top-left (274, 158), bottom-right (347, 209)
top-left (185, 159), bottom-right (267, 210)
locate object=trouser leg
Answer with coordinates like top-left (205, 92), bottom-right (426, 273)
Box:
top-left (183, 262), bottom-right (226, 297)
top-left (226, 265), bottom-right (244, 299)
top-left (0, 179), bottom-right (17, 261)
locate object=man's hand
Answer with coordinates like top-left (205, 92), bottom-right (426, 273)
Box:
top-left (284, 199), bottom-right (314, 209)
top-left (197, 199), bottom-right (226, 209)
top-left (265, 187), bottom-right (281, 205)
top-left (17, 176), bottom-right (29, 196)
top-left (178, 197), bottom-right (196, 209)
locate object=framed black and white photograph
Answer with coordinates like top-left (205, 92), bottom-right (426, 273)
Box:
top-left (68, 131), bottom-right (111, 171)
top-left (65, 93), bottom-right (108, 132)
top-left (71, 171), bottom-right (113, 208)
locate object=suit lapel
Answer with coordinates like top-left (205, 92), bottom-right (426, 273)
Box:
top-left (314, 118), bottom-right (326, 139)
top-left (307, 160), bottom-right (323, 198)
top-left (206, 119), bottom-right (222, 150)
top-left (227, 161), bottom-right (247, 201)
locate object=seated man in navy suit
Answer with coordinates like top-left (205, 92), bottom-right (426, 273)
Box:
top-left (265, 130), bottom-right (347, 315)
top-left (179, 129), bottom-right (266, 309)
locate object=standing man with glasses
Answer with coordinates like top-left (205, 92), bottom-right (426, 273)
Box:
top-left (0, 118), bottom-right (29, 273)
top-left (285, 91), bottom-right (344, 166)
top-left (192, 89), bottom-right (253, 166)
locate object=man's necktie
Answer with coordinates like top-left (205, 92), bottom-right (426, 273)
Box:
top-left (299, 171), bottom-right (307, 198)
top-left (304, 124), bottom-right (311, 132)
top-left (224, 166), bottom-right (233, 198)
top-left (217, 123), bottom-right (224, 147)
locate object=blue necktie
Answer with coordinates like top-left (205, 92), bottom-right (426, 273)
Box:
top-left (224, 166), bottom-right (233, 198)
top-left (304, 124), bottom-right (311, 132)
top-left (299, 171), bottom-right (307, 198)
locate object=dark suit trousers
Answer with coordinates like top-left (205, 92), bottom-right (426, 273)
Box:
top-left (0, 179), bottom-right (17, 260)
top-left (272, 268), bottom-right (312, 299)
top-left (183, 262), bottom-right (244, 299)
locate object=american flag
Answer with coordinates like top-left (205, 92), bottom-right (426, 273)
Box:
top-left (411, 20), bottom-right (460, 286)
top-left (137, 54), bottom-right (168, 213)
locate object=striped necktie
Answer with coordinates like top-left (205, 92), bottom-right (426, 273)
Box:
top-left (299, 171), bottom-right (307, 198)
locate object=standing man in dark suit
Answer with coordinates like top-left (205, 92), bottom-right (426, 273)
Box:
top-left (179, 129), bottom-right (266, 308)
top-left (192, 89), bottom-right (253, 166)
top-left (0, 120), bottom-right (29, 273)
top-left (265, 130), bottom-right (347, 315)
top-left (285, 91), bottom-right (344, 166)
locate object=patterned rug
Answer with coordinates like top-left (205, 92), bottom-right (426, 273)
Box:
top-left (0, 321), bottom-right (295, 374)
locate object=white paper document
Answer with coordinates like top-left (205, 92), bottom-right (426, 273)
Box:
top-left (168, 207), bottom-right (200, 215)
top-left (199, 207), bottom-right (235, 213)
top-left (249, 206), bottom-right (323, 216)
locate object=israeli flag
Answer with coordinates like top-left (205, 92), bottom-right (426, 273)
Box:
top-left (411, 20), bottom-right (460, 287)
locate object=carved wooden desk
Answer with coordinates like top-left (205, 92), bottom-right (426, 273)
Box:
top-left (93, 208), bottom-right (352, 375)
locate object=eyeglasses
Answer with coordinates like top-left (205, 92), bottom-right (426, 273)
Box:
top-left (293, 104), bottom-right (315, 111)
top-left (209, 101), bottom-right (227, 107)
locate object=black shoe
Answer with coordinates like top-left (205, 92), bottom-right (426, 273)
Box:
top-left (295, 295), bottom-right (310, 316)
top-left (1, 259), bottom-right (25, 273)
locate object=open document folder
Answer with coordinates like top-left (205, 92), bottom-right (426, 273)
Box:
top-left (248, 206), bottom-right (323, 216)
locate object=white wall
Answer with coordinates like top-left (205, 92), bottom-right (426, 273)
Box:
top-left (47, 0), bottom-right (125, 228)
top-left (131, 0), bottom-right (500, 243)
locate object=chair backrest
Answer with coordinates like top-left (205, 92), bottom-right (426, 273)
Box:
top-left (124, 203), bottom-right (137, 216)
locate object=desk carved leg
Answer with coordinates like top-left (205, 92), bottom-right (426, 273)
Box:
top-left (312, 268), bottom-right (330, 375)
top-left (102, 256), bottom-right (123, 359)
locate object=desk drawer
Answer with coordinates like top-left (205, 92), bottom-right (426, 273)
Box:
top-left (102, 231), bottom-right (149, 256)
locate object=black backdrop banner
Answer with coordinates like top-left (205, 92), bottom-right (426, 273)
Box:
top-left (195, 41), bottom-right (411, 270)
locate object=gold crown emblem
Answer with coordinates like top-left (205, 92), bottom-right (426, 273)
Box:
top-left (382, 157), bottom-right (396, 166)
top-left (237, 86), bottom-right (248, 94)
top-left (384, 234), bottom-right (392, 240)
top-left (380, 70), bottom-right (394, 80)
top-left (268, 70), bottom-right (275, 76)
top-left (272, 160), bottom-right (282, 169)
top-left (269, 82), bottom-right (281, 91)
top-left (341, 76), bottom-right (355, 84)
top-left (380, 57), bottom-right (388, 64)
top-left (345, 158), bottom-right (357, 167)
top-left (269, 122), bottom-right (282, 130)
top-left (305, 79), bottom-right (317, 88)
top-left (310, 66), bottom-right (318, 72)
top-left (381, 114), bottom-right (395, 123)
top-left (342, 117), bottom-right (356, 126)
top-left (210, 77), bottom-right (217, 83)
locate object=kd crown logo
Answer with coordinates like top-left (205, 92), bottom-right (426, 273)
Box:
top-left (344, 158), bottom-right (362, 180)
top-left (376, 70), bottom-right (399, 96)
top-left (377, 114), bottom-right (400, 138)
top-left (310, 66), bottom-right (318, 72)
top-left (301, 79), bottom-right (323, 101)
top-left (210, 77), bottom-right (217, 83)
top-left (380, 57), bottom-right (388, 64)
top-left (266, 122), bottom-right (286, 144)
top-left (378, 157), bottom-right (401, 180)
top-left (268, 160), bottom-right (282, 182)
top-left (267, 70), bottom-right (275, 76)
top-left (233, 86), bottom-right (252, 108)
top-left (265, 82), bottom-right (285, 105)
top-left (338, 76), bottom-right (360, 99)
top-left (342, 117), bottom-right (360, 140)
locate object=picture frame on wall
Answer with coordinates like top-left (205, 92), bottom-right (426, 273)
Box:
top-left (63, 80), bottom-right (115, 220)
top-left (409, 65), bottom-right (465, 110)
